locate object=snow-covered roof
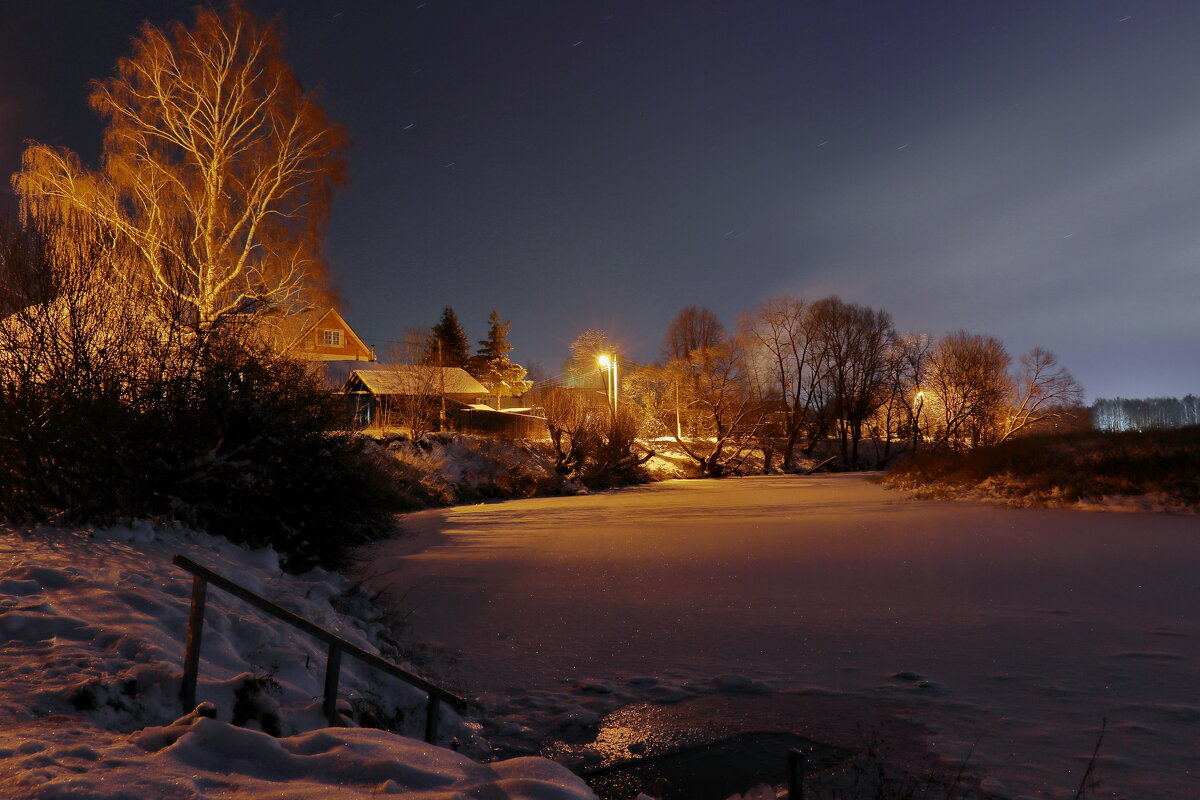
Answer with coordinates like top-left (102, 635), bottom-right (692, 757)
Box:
top-left (348, 365), bottom-right (488, 397)
top-left (312, 359), bottom-right (386, 390)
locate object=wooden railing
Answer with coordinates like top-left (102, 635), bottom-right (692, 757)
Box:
top-left (173, 554), bottom-right (467, 744)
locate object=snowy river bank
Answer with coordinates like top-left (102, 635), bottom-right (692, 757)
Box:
top-left (363, 473), bottom-right (1200, 800)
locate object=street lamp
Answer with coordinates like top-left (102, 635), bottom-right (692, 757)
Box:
top-left (598, 354), bottom-right (617, 416)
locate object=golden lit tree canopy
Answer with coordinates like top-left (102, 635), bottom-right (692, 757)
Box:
top-left (12, 1), bottom-right (348, 326)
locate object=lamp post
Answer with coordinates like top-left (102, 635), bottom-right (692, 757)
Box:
top-left (598, 354), bottom-right (618, 417)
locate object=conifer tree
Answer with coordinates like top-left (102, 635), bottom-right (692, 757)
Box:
top-left (426, 307), bottom-right (470, 367)
top-left (470, 310), bottom-right (531, 401)
top-left (476, 310), bottom-right (515, 359)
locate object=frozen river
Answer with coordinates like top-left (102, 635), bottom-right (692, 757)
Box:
top-left (364, 474), bottom-right (1199, 799)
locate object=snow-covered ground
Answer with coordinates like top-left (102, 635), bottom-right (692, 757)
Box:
top-left (364, 474), bottom-right (1200, 800)
top-left (0, 522), bottom-right (593, 799)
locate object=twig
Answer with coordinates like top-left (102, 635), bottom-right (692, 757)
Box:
top-left (946, 738), bottom-right (977, 799)
top-left (1073, 717), bottom-right (1107, 800)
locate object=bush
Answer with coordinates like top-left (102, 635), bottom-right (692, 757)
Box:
top-left (882, 427), bottom-right (1200, 506)
top-left (0, 220), bottom-right (405, 570)
top-left (540, 388), bottom-right (652, 488)
top-left (383, 433), bottom-right (566, 506)
top-left (160, 343), bottom-right (409, 570)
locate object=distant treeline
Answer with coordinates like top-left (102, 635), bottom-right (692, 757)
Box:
top-left (1092, 396), bottom-right (1200, 432)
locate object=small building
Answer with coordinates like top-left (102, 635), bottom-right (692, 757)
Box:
top-left (343, 365), bottom-right (489, 429)
top-left (342, 366), bottom-right (547, 437)
top-left (345, 365), bottom-right (489, 403)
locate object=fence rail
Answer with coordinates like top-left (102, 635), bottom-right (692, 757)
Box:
top-left (173, 554), bottom-right (467, 744)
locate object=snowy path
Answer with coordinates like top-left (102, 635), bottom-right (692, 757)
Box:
top-left (365, 474), bottom-right (1200, 800)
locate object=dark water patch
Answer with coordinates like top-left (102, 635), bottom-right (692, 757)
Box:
top-left (582, 731), bottom-right (844, 800)
top-left (534, 692), bottom-right (934, 800)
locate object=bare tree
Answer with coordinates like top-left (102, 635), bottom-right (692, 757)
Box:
top-left (866, 333), bottom-right (932, 466)
top-left (564, 328), bottom-right (617, 387)
top-left (924, 331), bottom-right (1011, 450)
top-left (659, 317), bottom-right (761, 477)
top-left (381, 328), bottom-right (445, 439)
top-left (13, 2), bottom-right (348, 328)
top-left (808, 296), bottom-right (894, 466)
top-left (541, 387), bottom-right (593, 475)
top-left (999, 347), bottom-right (1084, 441)
top-left (663, 305), bottom-right (725, 362)
top-left (1093, 395), bottom-right (1200, 432)
top-left (622, 362), bottom-right (673, 439)
top-left (541, 387), bottom-right (651, 485)
top-left (741, 294), bottom-right (828, 469)
top-left (895, 333), bottom-right (933, 455)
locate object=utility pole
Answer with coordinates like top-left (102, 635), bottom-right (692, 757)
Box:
top-left (675, 377), bottom-right (682, 439)
top-left (438, 339), bottom-right (446, 430)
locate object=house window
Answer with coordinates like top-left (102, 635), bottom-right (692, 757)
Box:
top-left (321, 329), bottom-right (343, 347)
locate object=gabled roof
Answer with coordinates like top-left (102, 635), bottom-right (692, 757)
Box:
top-left (263, 308), bottom-right (372, 357)
top-left (314, 359), bottom-right (385, 390)
top-left (347, 365), bottom-right (488, 397)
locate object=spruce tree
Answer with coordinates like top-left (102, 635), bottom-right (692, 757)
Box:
top-left (427, 307), bottom-right (470, 367)
top-left (476, 310), bottom-right (514, 359)
top-left (470, 310), bottom-right (530, 401)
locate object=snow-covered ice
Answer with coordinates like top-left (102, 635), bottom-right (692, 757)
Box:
top-left (0, 522), bottom-right (592, 800)
top-left (364, 474), bottom-right (1200, 799)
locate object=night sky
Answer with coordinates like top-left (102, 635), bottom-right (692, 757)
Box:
top-left (3, 1), bottom-right (1197, 400)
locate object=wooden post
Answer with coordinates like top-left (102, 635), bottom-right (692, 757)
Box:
top-left (787, 748), bottom-right (804, 800)
top-left (180, 575), bottom-right (208, 713)
top-left (425, 695), bottom-right (441, 744)
top-left (323, 642), bottom-right (343, 726)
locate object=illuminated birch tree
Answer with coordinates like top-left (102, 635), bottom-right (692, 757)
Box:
top-left (999, 347), bottom-right (1084, 441)
top-left (12, 2), bottom-right (348, 328)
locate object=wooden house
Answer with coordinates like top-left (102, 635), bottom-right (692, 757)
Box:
top-left (264, 308), bottom-right (374, 362)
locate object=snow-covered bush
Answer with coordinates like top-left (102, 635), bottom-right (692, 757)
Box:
top-left (383, 433), bottom-right (569, 506)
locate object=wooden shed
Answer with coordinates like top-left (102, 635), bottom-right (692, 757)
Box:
top-left (343, 365), bottom-right (489, 429)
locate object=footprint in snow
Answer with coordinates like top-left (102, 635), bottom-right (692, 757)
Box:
top-left (1108, 651), bottom-right (1184, 661)
top-left (1150, 627), bottom-right (1184, 637)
